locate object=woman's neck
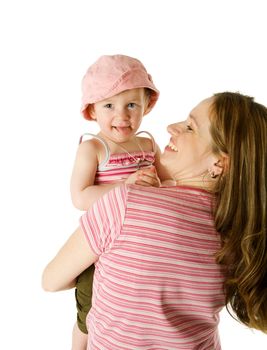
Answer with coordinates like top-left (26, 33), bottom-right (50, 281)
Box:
top-left (162, 172), bottom-right (216, 191)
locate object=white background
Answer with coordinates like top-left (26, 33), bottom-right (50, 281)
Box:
top-left (0, 0), bottom-right (266, 349)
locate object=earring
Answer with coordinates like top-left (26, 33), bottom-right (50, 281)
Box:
top-left (208, 169), bottom-right (218, 179)
top-left (208, 160), bottom-right (223, 179)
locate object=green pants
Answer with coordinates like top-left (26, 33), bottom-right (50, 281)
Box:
top-left (75, 265), bottom-right (95, 334)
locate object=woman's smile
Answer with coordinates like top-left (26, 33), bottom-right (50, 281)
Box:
top-left (165, 139), bottom-right (178, 152)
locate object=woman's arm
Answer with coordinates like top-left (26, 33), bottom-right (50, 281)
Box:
top-left (42, 227), bottom-right (98, 292)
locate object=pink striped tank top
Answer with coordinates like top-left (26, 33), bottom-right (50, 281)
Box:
top-left (79, 131), bottom-right (156, 185)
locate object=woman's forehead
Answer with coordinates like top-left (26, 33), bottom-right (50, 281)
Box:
top-left (190, 97), bottom-right (213, 123)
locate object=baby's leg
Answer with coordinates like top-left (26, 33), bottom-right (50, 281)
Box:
top-left (72, 322), bottom-right (87, 350)
top-left (72, 265), bottom-right (95, 350)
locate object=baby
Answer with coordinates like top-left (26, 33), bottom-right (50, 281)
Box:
top-left (70, 54), bottom-right (166, 349)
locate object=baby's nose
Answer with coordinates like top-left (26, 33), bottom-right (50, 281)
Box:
top-left (115, 108), bottom-right (130, 123)
top-left (116, 119), bottom-right (131, 127)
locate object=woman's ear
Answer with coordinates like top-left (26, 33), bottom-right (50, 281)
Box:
top-left (208, 154), bottom-right (229, 178)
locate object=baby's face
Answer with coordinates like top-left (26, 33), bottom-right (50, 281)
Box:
top-left (90, 88), bottom-right (149, 143)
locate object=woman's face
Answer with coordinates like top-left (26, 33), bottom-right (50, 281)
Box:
top-left (161, 97), bottom-right (217, 180)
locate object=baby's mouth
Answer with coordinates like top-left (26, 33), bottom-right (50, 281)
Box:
top-left (113, 125), bottom-right (131, 129)
top-left (112, 126), bottom-right (132, 134)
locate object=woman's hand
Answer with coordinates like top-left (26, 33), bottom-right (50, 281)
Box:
top-left (125, 166), bottom-right (161, 187)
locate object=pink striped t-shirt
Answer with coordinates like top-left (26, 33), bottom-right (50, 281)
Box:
top-left (80, 184), bottom-right (225, 350)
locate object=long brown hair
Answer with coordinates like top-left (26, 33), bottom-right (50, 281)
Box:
top-left (210, 92), bottom-right (267, 332)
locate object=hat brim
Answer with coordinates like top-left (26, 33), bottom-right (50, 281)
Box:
top-left (81, 70), bottom-right (159, 120)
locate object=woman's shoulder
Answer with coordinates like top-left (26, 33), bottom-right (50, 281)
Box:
top-left (126, 184), bottom-right (215, 205)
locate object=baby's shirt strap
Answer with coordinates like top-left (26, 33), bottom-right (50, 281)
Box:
top-left (136, 130), bottom-right (156, 152)
top-left (79, 133), bottom-right (110, 169)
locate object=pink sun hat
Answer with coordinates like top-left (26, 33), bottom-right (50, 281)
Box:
top-left (81, 54), bottom-right (160, 120)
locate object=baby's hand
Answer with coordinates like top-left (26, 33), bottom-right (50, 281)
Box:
top-left (125, 166), bottom-right (161, 187)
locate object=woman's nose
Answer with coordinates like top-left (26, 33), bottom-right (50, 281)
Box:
top-left (167, 122), bottom-right (182, 135)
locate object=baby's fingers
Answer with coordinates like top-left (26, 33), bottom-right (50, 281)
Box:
top-left (137, 171), bottom-right (161, 187)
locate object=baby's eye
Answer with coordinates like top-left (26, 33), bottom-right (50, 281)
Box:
top-left (128, 103), bottom-right (136, 109)
top-left (104, 103), bottom-right (113, 109)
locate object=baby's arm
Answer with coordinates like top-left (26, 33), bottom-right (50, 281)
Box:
top-left (70, 140), bottom-right (118, 211)
top-left (71, 138), bottom-right (164, 211)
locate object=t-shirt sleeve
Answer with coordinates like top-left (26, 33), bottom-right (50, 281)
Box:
top-left (80, 184), bottom-right (128, 256)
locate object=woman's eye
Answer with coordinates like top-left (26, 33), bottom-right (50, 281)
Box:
top-left (186, 125), bottom-right (193, 131)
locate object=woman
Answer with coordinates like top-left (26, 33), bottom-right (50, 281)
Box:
top-left (42, 92), bottom-right (267, 349)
